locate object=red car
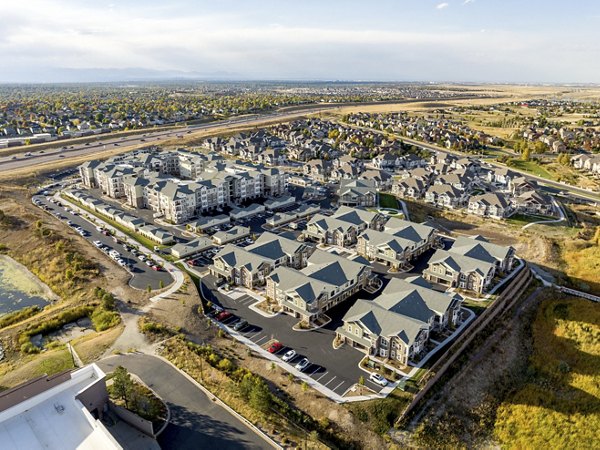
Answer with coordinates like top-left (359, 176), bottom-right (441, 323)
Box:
top-left (186, 259), bottom-right (199, 267)
top-left (267, 341), bottom-right (283, 353)
top-left (216, 311), bottom-right (232, 322)
top-left (152, 265), bottom-right (162, 271)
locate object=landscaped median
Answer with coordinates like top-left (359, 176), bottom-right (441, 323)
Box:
top-left (106, 365), bottom-right (169, 436)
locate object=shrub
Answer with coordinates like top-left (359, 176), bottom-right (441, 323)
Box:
top-left (91, 308), bottom-right (120, 331)
top-left (0, 306), bottom-right (41, 329)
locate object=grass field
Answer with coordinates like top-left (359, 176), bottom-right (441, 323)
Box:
top-left (72, 325), bottom-right (124, 364)
top-left (379, 192), bottom-right (399, 209)
top-left (507, 159), bottom-right (555, 179)
top-left (494, 296), bottom-right (600, 449)
top-left (0, 347), bottom-right (75, 389)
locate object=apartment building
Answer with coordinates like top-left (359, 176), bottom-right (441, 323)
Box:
top-left (423, 235), bottom-right (514, 293)
top-left (337, 277), bottom-right (462, 365)
top-left (356, 218), bottom-right (437, 270)
top-left (266, 249), bottom-right (372, 323)
top-left (305, 206), bottom-right (387, 247)
top-left (210, 232), bottom-right (314, 289)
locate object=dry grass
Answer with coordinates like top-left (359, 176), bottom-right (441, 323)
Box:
top-left (72, 325), bottom-right (125, 364)
top-left (0, 346), bottom-right (75, 389)
top-left (494, 296), bottom-right (600, 449)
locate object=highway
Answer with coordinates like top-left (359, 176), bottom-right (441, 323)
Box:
top-left (0, 96), bottom-right (483, 174)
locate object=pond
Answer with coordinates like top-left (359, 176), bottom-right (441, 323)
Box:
top-left (0, 255), bottom-right (57, 316)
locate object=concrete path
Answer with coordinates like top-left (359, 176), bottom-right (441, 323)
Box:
top-left (522, 198), bottom-right (565, 230)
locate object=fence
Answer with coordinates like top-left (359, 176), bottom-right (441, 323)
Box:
top-left (557, 286), bottom-right (600, 303)
top-left (397, 263), bottom-right (533, 424)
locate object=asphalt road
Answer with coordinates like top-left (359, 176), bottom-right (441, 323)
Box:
top-left (0, 107), bottom-right (336, 173)
top-left (200, 275), bottom-right (386, 397)
top-left (97, 354), bottom-right (273, 450)
top-left (33, 194), bottom-right (173, 290)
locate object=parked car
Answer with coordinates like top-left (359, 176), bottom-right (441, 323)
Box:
top-left (187, 259), bottom-right (199, 267)
top-left (294, 358), bottom-right (310, 372)
top-left (216, 311), bottom-right (232, 322)
top-left (268, 341), bottom-right (283, 354)
top-left (93, 240), bottom-right (103, 248)
top-left (138, 254), bottom-right (146, 261)
top-left (282, 349), bottom-right (296, 362)
top-left (151, 265), bottom-right (161, 271)
top-left (233, 319), bottom-right (248, 331)
top-left (369, 373), bottom-right (388, 387)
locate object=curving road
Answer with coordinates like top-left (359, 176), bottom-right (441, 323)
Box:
top-left (97, 353), bottom-right (274, 450)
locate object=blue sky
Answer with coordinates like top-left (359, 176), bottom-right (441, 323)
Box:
top-left (1, 0), bottom-right (599, 82)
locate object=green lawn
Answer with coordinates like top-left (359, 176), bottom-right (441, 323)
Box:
top-left (379, 193), bottom-right (399, 209)
top-left (506, 213), bottom-right (557, 227)
top-left (462, 298), bottom-right (493, 316)
top-left (506, 159), bottom-right (554, 180)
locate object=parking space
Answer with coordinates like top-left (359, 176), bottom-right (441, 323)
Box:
top-left (33, 195), bottom-right (173, 290)
top-left (203, 276), bottom-right (386, 397)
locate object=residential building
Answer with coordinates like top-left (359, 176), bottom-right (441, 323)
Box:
top-left (467, 193), bottom-right (512, 219)
top-left (336, 277), bottom-right (462, 365)
top-left (266, 250), bottom-right (372, 322)
top-left (337, 179), bottom-right (378, 207)
top-left (305, 206), bottom-right (386, 247)
top-left (356, 218), bottom-right (437, 270)
top-left (210, 232), bottom-right (314, 289)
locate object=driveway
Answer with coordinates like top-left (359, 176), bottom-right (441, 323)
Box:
top-left (33, 195), bottom-right (173, 290)
top-left (201, 276), bottom-right (386, 397)
top-left (97, 353), bottom-right (274, 450)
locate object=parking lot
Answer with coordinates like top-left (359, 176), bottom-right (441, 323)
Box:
top-left (33, 194), bottom-right (173, 290)
top-left (201, 275), bottom-right (387, 397)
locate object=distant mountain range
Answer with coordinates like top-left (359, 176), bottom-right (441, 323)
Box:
top-left (0, 67), bottom-right (242, 83)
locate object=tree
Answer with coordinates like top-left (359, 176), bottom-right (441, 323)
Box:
top-left (359, 375), bottom-right (365, 385)
top-left (112, 366), bottom-right (134, 408)
top-left (248, 379), bottom-right (271, 413)
top-left (521, 147), bottom-right (531, 161)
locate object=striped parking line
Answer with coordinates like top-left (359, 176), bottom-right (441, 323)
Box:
top-left (254, 335), bottom-right (268, 345)
top-left (308, 366), bottom-right (320, 377)
top-left (315, 371), bottom-right (329, 382)
top-left (332, 381), bottom-right (345, 392)
top-left (323, 376), bottom-right (337, 387)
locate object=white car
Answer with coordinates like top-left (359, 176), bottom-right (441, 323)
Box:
top-left (294, 358), bottom-right (310, 372)
top-left (282, 349), bottom-right (296, 362)
top-left (93, 240), bottom-right (103, 248)
top-left (369, 373), bottom-right (388, 387)
top-left (138, 255), bottom-right (146, 261)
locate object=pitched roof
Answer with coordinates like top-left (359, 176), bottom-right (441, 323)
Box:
top-left (427, 249), bottom-right (495, 276)
top-left (344, 300), bottom-right (427, 346)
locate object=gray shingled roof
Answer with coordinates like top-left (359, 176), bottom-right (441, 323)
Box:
top-left (427, 249), bottom-right (494, 276)
top-left (450, 235), bottom-right (512, 264)
top-left (344, 300), bottom-right (427, 346)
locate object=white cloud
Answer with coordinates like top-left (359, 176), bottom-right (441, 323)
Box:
top-left (463, 0), bottom-right (475, 4)
top-left (436, 2), bottom-right (449, 9)
top-left (0, 0), bottom-right (598, 82)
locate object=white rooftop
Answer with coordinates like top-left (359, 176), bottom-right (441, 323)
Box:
top-left (0, 364), bottom-right (121, 450)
